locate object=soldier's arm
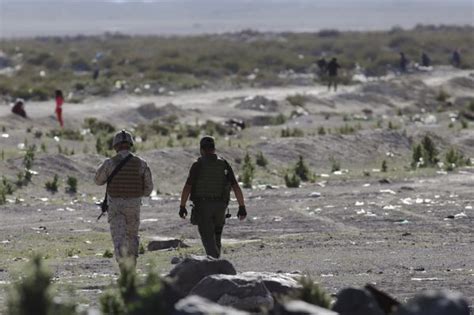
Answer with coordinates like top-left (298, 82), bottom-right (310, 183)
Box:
top-left (142, 163), bottom-right (154, 196)
top-left (180, 162), bottom-right (197, 207)
top-left (232, 183), bottom-right (245, 207)
top-left (94, 160), bottom-right (110, 185)
top-left (180, 184), bottom-right (192, 207)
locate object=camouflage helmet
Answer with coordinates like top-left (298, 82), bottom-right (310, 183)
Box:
top-left (200, 136), bottom-right (215, 150)
top-left (112, 130), bottom-right (134, 147)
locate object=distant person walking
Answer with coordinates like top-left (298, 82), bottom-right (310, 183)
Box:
top-left (421, 52), bottom-right (431, 68)
top-left (55, 90), bottom-right (64, 128)
top-left (399, 52), bottom-right (408, 73)
top-left (317, 57), bottom-right (327, 76)
top-left (326, 57), bottom-right (341, 91)
top-left (451, 49), bottom-right (461, 68)
top-left (11, 98), bottom-right (27, 118)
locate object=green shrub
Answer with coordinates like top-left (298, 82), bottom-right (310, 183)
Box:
top-left (460, 119), bottom-right (468, 129)
top-left (421, 135), bottom-right (438, 166)
top-left (66, 176), bottom-right (78, 193)
top-left (7, 255), bottom-right (77, 315)
top-left (444, 147), bottom-right (469, 171)
top-left (296, 276), bottom-right (332, 309)
top-left (45, 175), bottom-right (59, 193)
top-left (284, 172), bottom-right (301, 188)
top-left (381, 160), bottom-right (388, 172)
top-left (255, 151), bottom-right (268, 167)
top-left (411, 144), bottom-right (423, 168)
top-left (318, 127), bottom-right (326, 135)
top-left (241, 153), bottom-right (255, 188)
top-left (47, 129), bottom-right (84, 141)
top-left (83, 118), bottom-right (116, 135)
top-left (330, 158), bottom-right (341, 173)
top-left (103, 249), bottom-right (114, 258)
top-left (436, 89), bottom-right (450, 102)
top-left (294, 156), bottom-right (310, 182)
top-left (281, 127), bottom-right (304, 137)
top-left (286, 94), bottom-right (307, 107)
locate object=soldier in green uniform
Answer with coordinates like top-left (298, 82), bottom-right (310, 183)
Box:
top-left (179, 136), bottom-right (247, 258)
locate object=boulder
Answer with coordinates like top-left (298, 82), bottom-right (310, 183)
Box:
top-left (166, 256), bottom-right (237, 296)
top-left (274, 300), bottom-right (338, 315)
top-left (189, 274), bottom-right (274, 311)
top-left (332, 287), bottom-right (384, 315)
top-left (239, 272), bottom-right (301, 296)
top-left (148, 238), bottom-right (189, 251)
top-left (394, 290), bottom-right (469, 315)
top-left (173, 295), bottom-right (249, 315)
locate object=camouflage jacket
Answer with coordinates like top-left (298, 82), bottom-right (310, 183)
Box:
top-left (95, 150), bottom-right (153, 208)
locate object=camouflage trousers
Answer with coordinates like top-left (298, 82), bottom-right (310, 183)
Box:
top-left (108, 206), bottom-right (140, 262)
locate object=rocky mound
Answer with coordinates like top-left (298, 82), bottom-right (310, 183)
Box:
top-left (235, 96), bottom-right (280, 112)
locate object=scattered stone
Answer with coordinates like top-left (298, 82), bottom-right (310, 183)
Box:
top-left (378, 178), bottom-right (391, 184)
top-left (166, 255), bottom-right (237, 296)
top-left (394, 290), bottom-right (469, 315)
top-left (235, 95), bottom-right (279, 112)
top-left (308, 192), bottom-right (321, 198)
top-left (174, 295), bottom-right (249, 315)
top-left (239, 272), bottom-right (301, 296)
top-left (189, 274), bottom-right (274, 311)
top-left (445, 215), bottom-right (455, 219)
top-left (400, 186), bottom-right (415, 191)
top-left (147, 238), bottom-right (189, 251)
top-left (401, 232), bottom-right (412, 237)
top-left (332, 287), bottom-right (385, 315)
top-left (275, 300), bottom-right (338, 315)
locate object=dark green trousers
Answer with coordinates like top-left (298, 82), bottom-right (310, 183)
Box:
top-left (194, 200), bottom-right (227, 259)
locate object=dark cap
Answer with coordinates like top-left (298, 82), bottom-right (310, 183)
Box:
top-left (200, 136), bottom-right (215, 149)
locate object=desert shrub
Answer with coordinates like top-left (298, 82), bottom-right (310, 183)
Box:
top-left (241, 153), bottom-right (255, 189)
top-left (296, 276), bottom-right (332, 309)
top-left (286, 94), bottom-right (307, 107)
top-left (7, 255), bottom-right (77, 315)
top-left (469, 100), bottom-right (474, 112)
top-left (284, 171), bottom-right (300, 188)
top-left (318, 127), bottom-right (326, 135)
top-left (460, 118), bottom-right (468, 129)
top-left (96, 133), bottom-right (115, 155)
top-left (281, 128), bottom-right (304, 137)
top-left (203, 120), bottom-right (230, 136)
top-left (421, 135), bottom-right (438, 166)
top-left (337, 124), bottom-right (356, 135)
top-left (103, 249), bottom-right (114, 258)
top-left (270, 114), bottom-right (287, 125)
top-left (66, 176), bottom-right (78, 193)
top-left (381, 160), bottom-right (388, 172)
top-left (255, 151), bottom-right (268, 167)
top-left (436, 89), bottom-right (450, 102)
top-left (47, 129), bottom-right (84, 141)
top-left (45, 175), bottom-right (59, 193)
top-left (444, 147), bottom-right (469, 171)
top-left (411, 144), bottom-right (423, 168)
top-left (330, 158), bottom-right (341, 172)
top-left (294, 156), bottom-right (310, 182)
top-left (100, 260), bottom-right (172, 315)
top-left (83, 118), bottom-right (116, 135)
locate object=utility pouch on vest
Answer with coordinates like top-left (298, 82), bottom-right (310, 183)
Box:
top-left (190, 204), bottom-right (199, 225)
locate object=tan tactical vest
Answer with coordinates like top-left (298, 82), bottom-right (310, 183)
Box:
top-left (107, 155), bottom-right (144, 198)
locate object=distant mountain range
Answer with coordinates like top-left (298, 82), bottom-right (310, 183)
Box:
top-left (1, 0), bottom-right (473, 38)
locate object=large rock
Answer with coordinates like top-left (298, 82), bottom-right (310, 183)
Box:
top-left (147, 238), bottom-right (189, 251)
top-left (173, 295), bottom-right (249, 315)
top-left (394, 290), bottom-right (469, 315)
top-left (239, 272), bottom-right (301, 296)
top-left (274, 300), bottom-right (338, 315)
top-left (332, 287), bottom-right (384, 315)
top-left (166, 255), bottom-right (237, 296)
top-left (189, 274), bottom-right (274, 311)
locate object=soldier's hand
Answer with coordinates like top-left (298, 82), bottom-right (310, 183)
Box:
top-left (179, 206), bottom-right (188, 219)
top-left (237, 205), bottom-right (247, 220)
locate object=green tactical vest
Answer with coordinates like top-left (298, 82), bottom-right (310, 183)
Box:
top-left (191, 156), bottom-right (231, 203)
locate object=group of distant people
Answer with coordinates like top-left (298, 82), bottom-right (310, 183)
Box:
top-left (11, 89), bottom-right (65, 127)
top-left (316, 49), bottom-right (463, 92)
top-left (400, 49), bottom-right (462, 73)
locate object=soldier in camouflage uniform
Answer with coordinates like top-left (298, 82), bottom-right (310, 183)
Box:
top-left (95, 130), bottom-right (153, 270)
top-left (179, 136), bottom-right (247, 259)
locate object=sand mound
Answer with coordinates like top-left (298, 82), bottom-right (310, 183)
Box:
top-left (120, 102), bottom-right (186, 123)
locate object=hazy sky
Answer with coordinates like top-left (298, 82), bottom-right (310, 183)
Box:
top-left (1, 0), bottom-right (473, 37)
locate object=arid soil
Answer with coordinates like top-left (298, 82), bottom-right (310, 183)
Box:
top-left (0, 66), bottom-right (473, 311)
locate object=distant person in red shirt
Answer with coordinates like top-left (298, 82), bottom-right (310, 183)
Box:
top-left (12, 98), bottom-right (27, 118)
top-left (55, 90), bottom-right (64, 127)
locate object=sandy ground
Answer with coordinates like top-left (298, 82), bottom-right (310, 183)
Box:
top-left (0, 66), bottom-right (473, 311)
